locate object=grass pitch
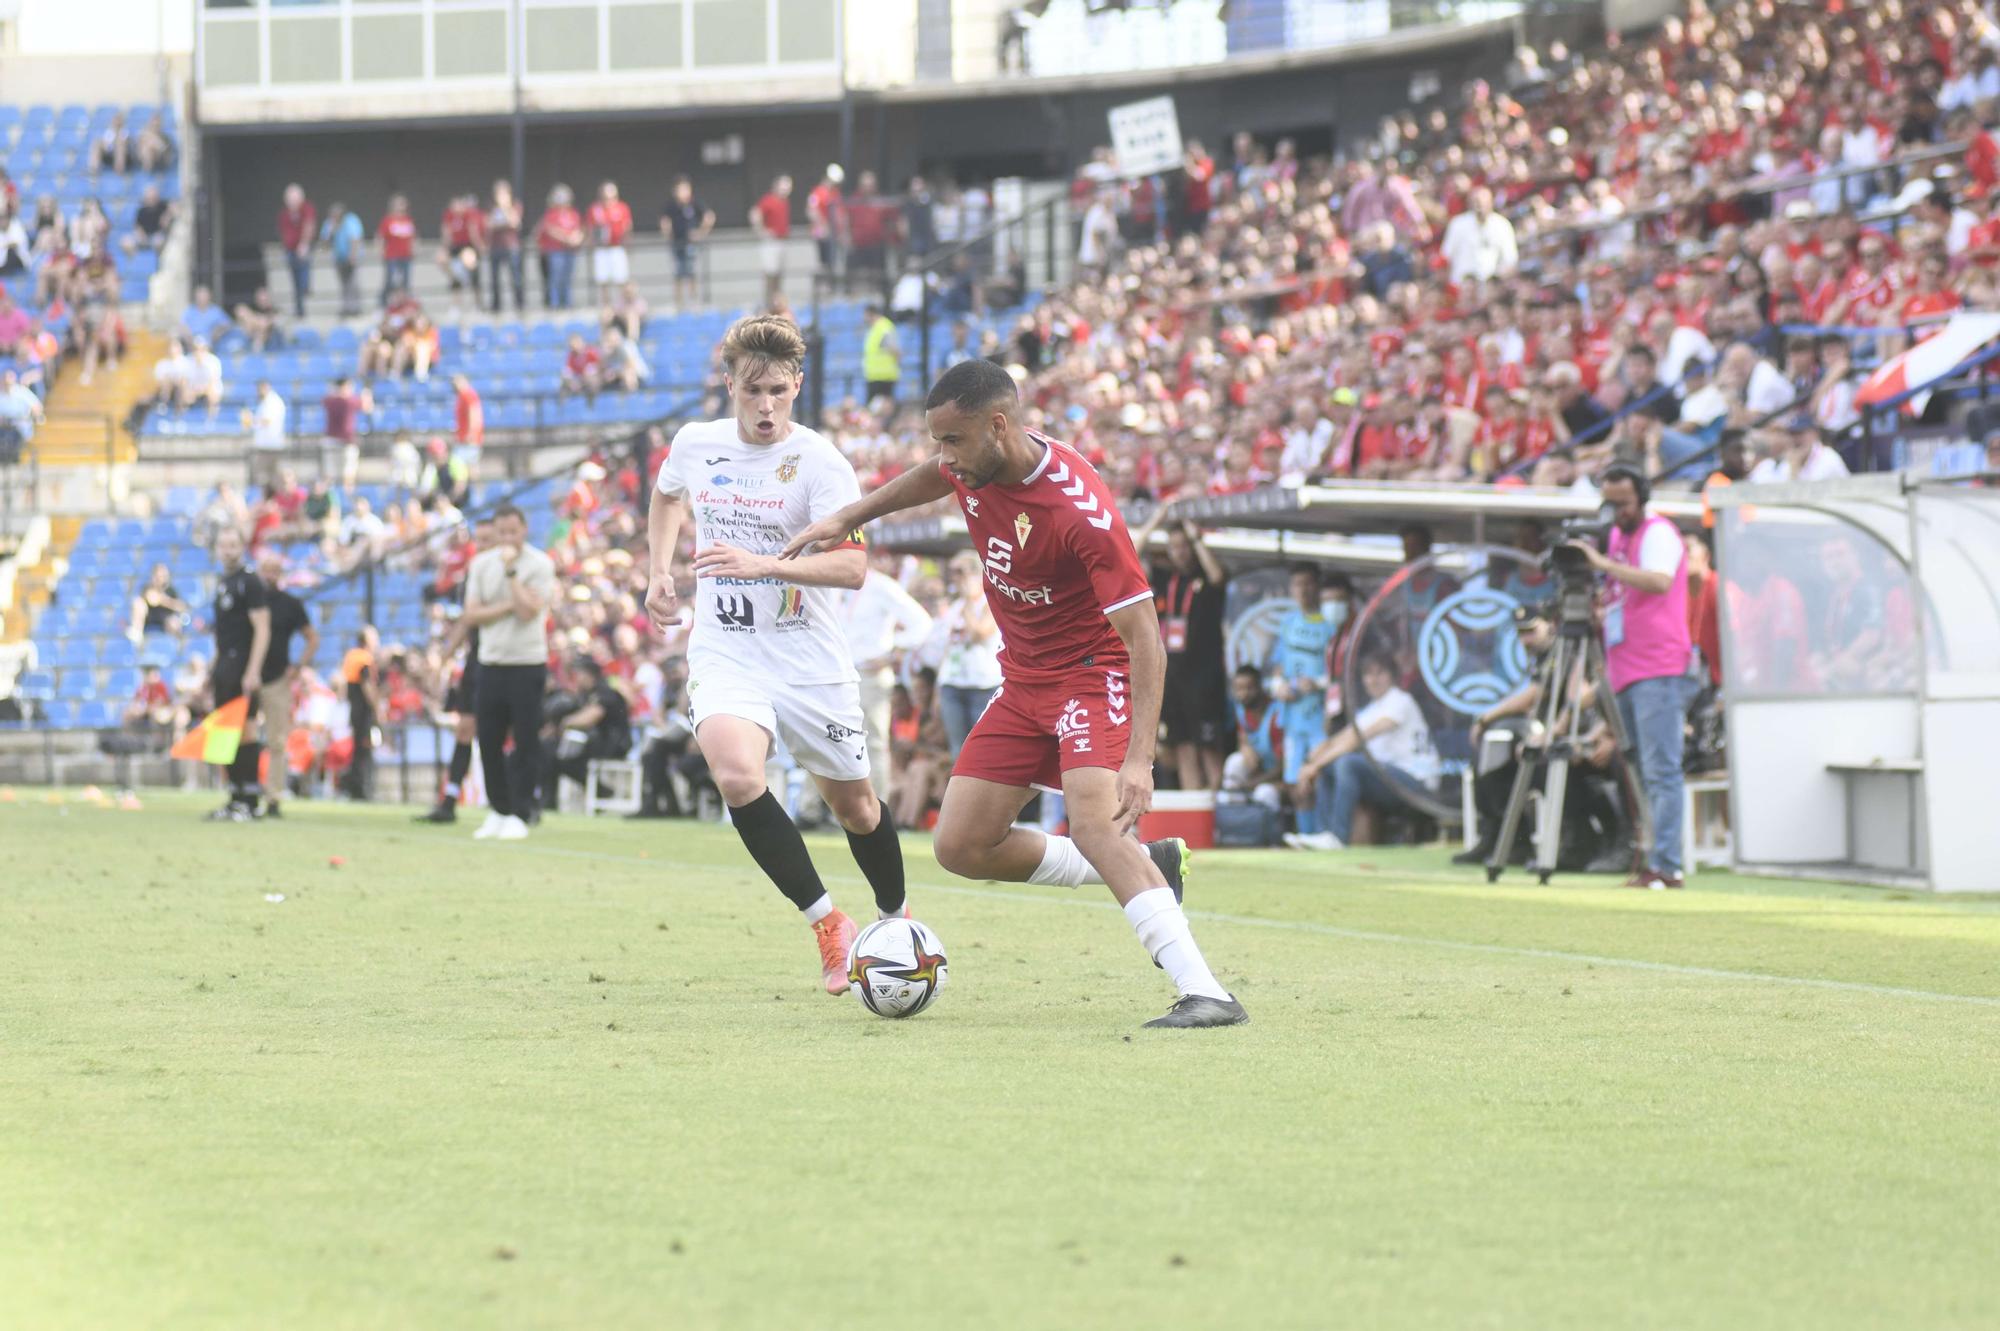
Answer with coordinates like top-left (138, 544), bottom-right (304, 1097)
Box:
top-left (3, 791), bottom-right (1999, 1331)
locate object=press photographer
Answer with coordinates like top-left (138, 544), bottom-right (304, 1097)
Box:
top-left (1565, 464), bottom-right (1693, 890)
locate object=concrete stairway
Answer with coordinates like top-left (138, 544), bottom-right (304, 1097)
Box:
top-left (1, 514), bottom-right (78, 646)
top-left (38, 328), bottom-right (169, 469)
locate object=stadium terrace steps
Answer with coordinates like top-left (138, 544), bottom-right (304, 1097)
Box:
top-left (39, 330), bottom-right (163, 467)
top-left (3, 517), bottom-right (80, 647)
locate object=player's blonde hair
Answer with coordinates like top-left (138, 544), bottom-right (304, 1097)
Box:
top-left (720, 314), bottom-right (808, 380)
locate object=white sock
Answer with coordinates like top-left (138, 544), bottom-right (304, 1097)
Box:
top-left (802, 893), bottom-right (834, 925)
top-left (1027, 833), bottom-right (1106, 888)
top-left (1123, 887), bottom-right (1230, 1001)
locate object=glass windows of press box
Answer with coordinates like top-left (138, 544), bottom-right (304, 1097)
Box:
top-left (203, 0), bottom-right (836, 91)
top-left (1716, 510), bottom-right (1921, 699)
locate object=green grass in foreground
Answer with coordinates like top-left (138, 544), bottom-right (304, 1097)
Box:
top-left (3, 790), bottom-right (1999, 1331)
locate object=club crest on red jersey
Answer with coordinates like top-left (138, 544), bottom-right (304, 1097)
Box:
top-left (1014, 512), bottom-right (1033, 548)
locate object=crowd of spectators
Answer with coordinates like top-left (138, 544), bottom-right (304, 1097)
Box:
top-left (786, 0), bottom-right (2000, 517)
top-left (0, 116), bottom-right (177, 405)
top-left (153, 0), bottom-right (2000, 829)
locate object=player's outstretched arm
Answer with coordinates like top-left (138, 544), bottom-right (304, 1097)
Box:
top-left (1106, 598), bottom-right (1167, 835)
top-left (645, 490), bottom-right (687, 634)
top-left (693, 543), bottom-right (865, 590)
top-left (779, 460), bottom-right (953, 559)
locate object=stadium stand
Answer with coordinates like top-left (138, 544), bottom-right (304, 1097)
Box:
top-left (8, 0), bottom-right (2000, 797)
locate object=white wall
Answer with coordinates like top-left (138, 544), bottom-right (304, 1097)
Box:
top-left (1730, 698), bottom-right (1921, 866)
top-left (1921, 701), bottom-right (2000, 893)
top-left (17, 0), bottom-right (191, 55)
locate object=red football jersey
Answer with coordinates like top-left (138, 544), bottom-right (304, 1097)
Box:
top-left (939, 433), bottom-right (1151, 685)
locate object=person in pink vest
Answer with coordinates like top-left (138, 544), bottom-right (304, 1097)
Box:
top-left (1566, 463), bottom-right (1693, 889)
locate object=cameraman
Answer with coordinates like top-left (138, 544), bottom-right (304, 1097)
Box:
top-left (1455, 604), bottom-right (1628, 871)
top-left (1565, 463), bottom-right (1693, 890)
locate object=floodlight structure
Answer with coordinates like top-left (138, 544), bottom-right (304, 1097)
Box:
top-left (1711, 473), bottom-right (2000, 892)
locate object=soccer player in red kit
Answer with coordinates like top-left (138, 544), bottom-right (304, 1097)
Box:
top-left (785, 360), bottom-right (1246, 1028)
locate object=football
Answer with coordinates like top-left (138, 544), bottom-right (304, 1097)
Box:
top-left (845, 917), bottom-right (949, 1018)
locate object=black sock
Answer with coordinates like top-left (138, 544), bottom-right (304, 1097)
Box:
top-left (728, 791), bottom-right (829, 914)
top-left (845, 800), bottom-right (906, 916)
top-left (230, 742), bottom-right (263, 811)
top-left (444, 740), bottom-right (473, 806)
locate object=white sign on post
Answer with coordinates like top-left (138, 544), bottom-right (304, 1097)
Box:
top-left (1109, 95), bottom-right (1184, 179)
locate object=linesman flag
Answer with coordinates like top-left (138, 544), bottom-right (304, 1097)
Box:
top-left (170, 696), bottom-right (249, 766)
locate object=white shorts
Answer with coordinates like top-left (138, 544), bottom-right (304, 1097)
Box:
top-left (689, 673), bottom-right (869, 783)
top-left (591, 247), bottom-right (629, 286)
top-left (759, 238), bottom-right (786, 277)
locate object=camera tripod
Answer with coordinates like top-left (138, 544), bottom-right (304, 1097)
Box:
top-left (1484, 619), bottom-right (1652, 885)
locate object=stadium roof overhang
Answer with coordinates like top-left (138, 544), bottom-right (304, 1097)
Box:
top-left (870, 482), bottom-right (1704, 567)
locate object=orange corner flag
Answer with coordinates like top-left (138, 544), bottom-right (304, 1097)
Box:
top-left (170, 696), bottom-right (250, 766)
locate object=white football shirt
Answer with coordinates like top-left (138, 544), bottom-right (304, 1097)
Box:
top-left (656, 418), bottom-right (864, 685)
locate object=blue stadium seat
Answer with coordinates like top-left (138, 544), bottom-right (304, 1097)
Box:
top-left (51, 641), bottom-right (98, 671)
top-left (43, 700), bottom-right (79, 728)
top-left (16, 670), bottom-right (55, 701)
top-left (102, 639), bottom-right (140, 668)
top-left (57, 671), bottom-right (95, 699)
top-left (79, 701), bottom-right (119, 729)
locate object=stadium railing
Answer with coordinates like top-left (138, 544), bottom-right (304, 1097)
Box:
top-left (135, 383), bottom-right (707, 486)
top-left (1518, 141), bottom-right (1970, 256)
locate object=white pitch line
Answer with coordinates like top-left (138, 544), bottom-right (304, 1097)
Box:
top-left (512, 842), bottom-right (2000, 1011)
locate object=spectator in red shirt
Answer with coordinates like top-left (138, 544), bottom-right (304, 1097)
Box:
top-left (377, 193), bottom-right (417, 307)
top-left (560, 332), bottom-right (602, 403)
top-left (586, 180), bottom-right (633, 307)
top-left (1829, 232), bottom-right (1901, 325)
top-left (321, 375), bottom-right (372, 489)
top-left (1899, 251), bottom-right (1960, 332)
top-left (436, 192), bottom-right (487, 318)
top-left (751, 174), bottom-right (794, 307)
top-left (1177, 140), bottom-right (1216, 237)
top-left (807, 165), bottom-right (847, 285)
top-left (845, 169), bottom-right (894, 293)
top-left (536, 183), bottom-right (585, 310)
top-left (277, 183), bottom-right (316, 318)
top-left (122, 664), bottom-right (179, 741)
top-left (451, 374), bottom-right (483, 473)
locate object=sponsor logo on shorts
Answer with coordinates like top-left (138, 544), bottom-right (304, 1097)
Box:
top-left (825, 721), bottom-right (864, 742)
top-left (1056, 698), bottom-right (1091, 754)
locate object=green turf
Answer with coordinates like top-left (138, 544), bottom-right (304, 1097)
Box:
top-left (3, 790), bottom-right (1999, 1330)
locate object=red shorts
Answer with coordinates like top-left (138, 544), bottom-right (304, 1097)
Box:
top-left (952, 664), bottom-right (1132, 793)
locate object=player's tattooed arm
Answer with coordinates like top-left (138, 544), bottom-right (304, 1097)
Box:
top-left (779, 458), bottom-right (953, 559)
top-left (1106, 598), bottom-right (1167, 835)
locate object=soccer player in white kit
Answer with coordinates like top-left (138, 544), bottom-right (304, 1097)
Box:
top-left (644, 314), bottom-right (908, 995)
